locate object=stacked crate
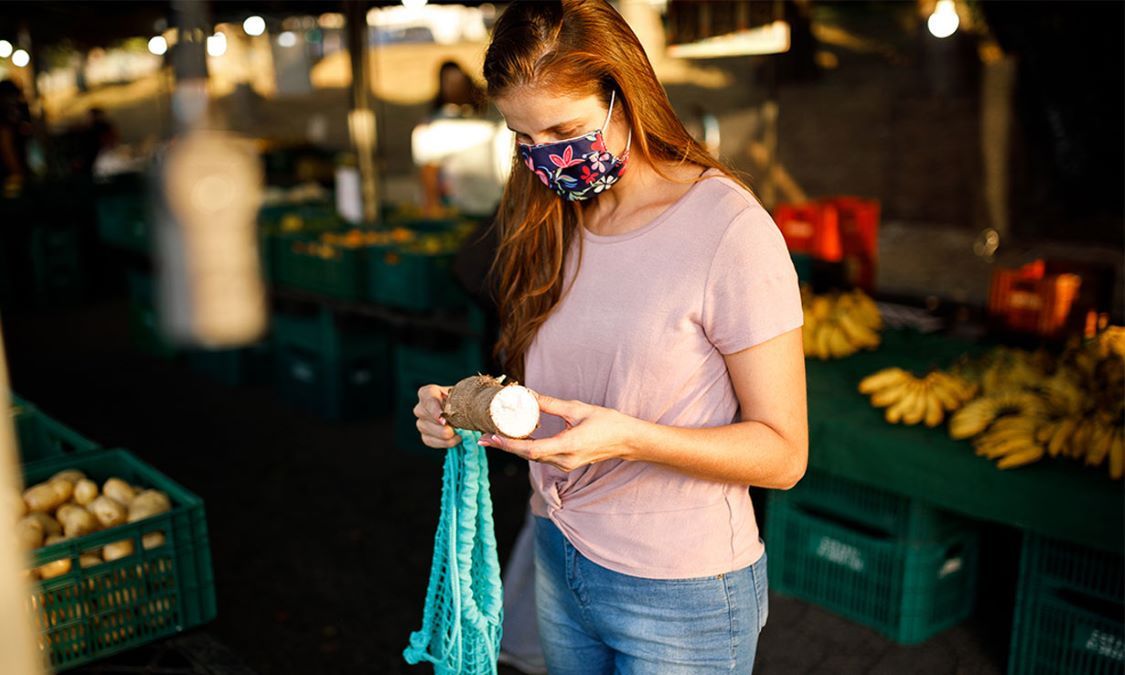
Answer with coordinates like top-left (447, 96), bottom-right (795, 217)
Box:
top-left (766, 470), bottom-right (978, 644)
top-left (1008, 535), bottom-right (1124, 675)
top-left (271, 308), bottom-right (391, 421)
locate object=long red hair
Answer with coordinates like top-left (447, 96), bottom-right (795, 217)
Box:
top-left (484, 0), bottom-right (744, 381)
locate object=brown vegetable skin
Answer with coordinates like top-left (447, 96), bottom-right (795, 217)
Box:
top-left (48, 479), bottom-right (74, 504)
top-left (103, 478), bottom-right (136, 505)
top-left (90, 496), bottom-right (127, 528)
top-left (142, 531), bottom-right (166, 550)
top-left (17, 517), bottom-right (44, 549)
top-left (128, 490), bottom-right (172, 523)
top-left (24, 483), bottom-right (66, 513)
top-left (50, 469), bottom-right (86, 485)
top-left (26, 511), bottom-right (62, 537)
top-left (103, 539), bottom-right (134, 562)
top-left (442, 374), bottom-right (540, 437)
top-left (73, 479), bottom-right (98, 506)
top-left (60, 508), bottom-right (98, 538)
top-left (36, 558), bottom-right (71, 580)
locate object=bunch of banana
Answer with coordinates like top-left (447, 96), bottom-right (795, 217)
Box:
top-left (947, 390), bottom-right (1047, 439)
top-left (971, 415), bottom-right (1045, 469)
top-left (1035, 414), bottom-right (1124, 479)
top-left (858, 367), bottom-right (976, 427)
top-left (802, 289), bottom-right (883, 360)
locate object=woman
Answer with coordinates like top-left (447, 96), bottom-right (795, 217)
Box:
top-left (414, 2), bottom-right (807, 672)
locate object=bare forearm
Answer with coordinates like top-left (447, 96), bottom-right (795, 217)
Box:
top-left (625, 418), bottom-right (807, 489)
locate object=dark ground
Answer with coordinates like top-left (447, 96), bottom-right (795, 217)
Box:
top-left (5, 297), bottom-right (1008, 675)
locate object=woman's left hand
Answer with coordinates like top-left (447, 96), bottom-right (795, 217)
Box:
top-left (478, 394), bottom-right (641, 472)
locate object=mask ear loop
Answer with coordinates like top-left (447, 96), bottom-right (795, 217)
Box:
top-left (603, 90), bottom-right (633, 157)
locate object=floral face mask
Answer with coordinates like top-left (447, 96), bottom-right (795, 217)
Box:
top-left (517, 91), bottom-right (632, 202)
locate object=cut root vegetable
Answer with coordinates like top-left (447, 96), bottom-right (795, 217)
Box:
top-left (442, 374), bottom-right (541, 439)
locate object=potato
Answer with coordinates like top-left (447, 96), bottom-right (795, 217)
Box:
top-left (26, 511), bottom-right (62, 538)
top-left (60, 507), bottom-right (97, 538)
top-left (48, 479), bottom-right (74, 504)
top-left (56, 504), bottom-right (85, 524)
top-left (90, 496), bottom-right (126, 528)
top-left (102, 478), bottom-right (136, 506)
top-left (103, 539), bottom-right (134, 562)
top-left (73, 479), bottom-right (98, 506)
top-left (36, 558), bottom-right (71, 580)
top-left (23, 483), bottom-right (66, 513)
top-left (142, 531), bottom-right (166, 550)
top-left (17, 517), bottom-right (44, 550)
top-left (79, 554), bottom-right (102, 569)
top-left (50, 469), bottom-right (86, 485)
top-left (128, 490), bottom-right (171, 523)
top-left (44, 534), bottom-right (66, 546)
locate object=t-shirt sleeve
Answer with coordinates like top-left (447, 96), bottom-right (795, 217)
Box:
top-left (702, 204), bottom-right (804, 355)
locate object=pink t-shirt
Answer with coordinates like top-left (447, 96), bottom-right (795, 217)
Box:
top-left (524, 170), bottom-right (803, 580)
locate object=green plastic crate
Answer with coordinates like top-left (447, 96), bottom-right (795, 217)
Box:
top-left (10, 395), bottom-right (100, 464)
top-left (766, 492), bottom-right (978, 644)
top-left (127, 272), bottom-right (177, 359)
top-left (22, 448), bottom-right (216, 672)
top-left (95, 194), bottom-right (150, 254)
top-left (273, 236), bottom-right (368, 301)
top-left (187, 342), bottom-right (273, 387)
top-left (272, 310), bottom-right (391, 420)
top-left (788, 470), bottom-right (966, 542)
top-left (1009, 535), bottom-right (1124, 675)
top-left (392, 338), bottom-right (483, 457)
top-left (367, 247), bottom-right (467, 311)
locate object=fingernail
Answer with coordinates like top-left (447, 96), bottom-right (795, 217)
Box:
top-left (438, 417), bottom-right (446, 425)
top-left (490, 434), bottom-right (501, 444)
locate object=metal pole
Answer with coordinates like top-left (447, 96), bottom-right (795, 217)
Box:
top-left (346, 0), bottom-right (380, 224)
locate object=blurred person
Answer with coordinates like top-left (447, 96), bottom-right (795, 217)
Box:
top-left (74, 107), bottom-right (119, 176)
top-left (0, 80), bottom-right (31, 197)
top-left (416, 60), bottom-right (490, 214)
top-left (414, 2), bottom-right (807, 674)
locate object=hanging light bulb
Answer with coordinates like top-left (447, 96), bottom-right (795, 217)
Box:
top-left (206, 32), bottom-right (227, 57)
top-left (148, 36), bottom-right (168, 56)
top-left (243, 15), bottom-right (266, 37)
top-left (0, 40), bottom-right (12, 58)
top-left (928, 0), bottom-right (960, 39)
top-left (10, 49), bottom-right (29, 68)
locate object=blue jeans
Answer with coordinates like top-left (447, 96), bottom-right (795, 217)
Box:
top-left (533, 516), bottom-right (768, 674)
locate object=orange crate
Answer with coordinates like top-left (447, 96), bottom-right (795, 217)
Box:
top-left (988, 260), bottom-right (1082, 337)
top-left (774, 198), bottom-right (880, 290)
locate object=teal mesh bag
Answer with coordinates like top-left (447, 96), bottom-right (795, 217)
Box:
top-left (404, 429), bottom-right (504, 674)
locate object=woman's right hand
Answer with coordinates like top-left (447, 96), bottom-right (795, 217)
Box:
top-left (414, 384), bottom-right (460, 449)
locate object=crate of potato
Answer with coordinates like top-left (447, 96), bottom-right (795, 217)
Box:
top-left (14, 449), bottom-right (215, 671)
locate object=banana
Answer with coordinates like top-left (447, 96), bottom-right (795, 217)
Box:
top-left (802, 319), bottom-right (817, 357)
top-left (871, 379), bottom-right (916, 408)
top-left (996, 445), bottom-right (1045, 469)
top-left (849, 291), bottom-right (883, 330)
top-left (1035, 421), bottom-right (1056, 444)
top-left (1068, 421), bottom-right (1092, 460)
top-left (885, 383), bottom-right (919, 424)
top-left (815, 323), bottom-right (832, 360)
top-left (810, 296), bottom-right (832, 321)
top-left (859, 368), bottom-right (909, 395)
top-left (927, 374), bottom-right (965, 411)
top-left (827, 324), bottom-right (855, 358)
top-left (1048, 417), bottom-right (1077, 457)
top-left (902, 382), bottom-right (930, 425)
top-left (1086, 424), bottom-right (1113, 467)
top-left (837, 313), bottom-right (880, 350)
top-left (923, 387), bottom-right (944, 427)
top-left (949, 399), bottom-right (998, 439)
top-left (980, 436), bottom-right (1038, 460)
